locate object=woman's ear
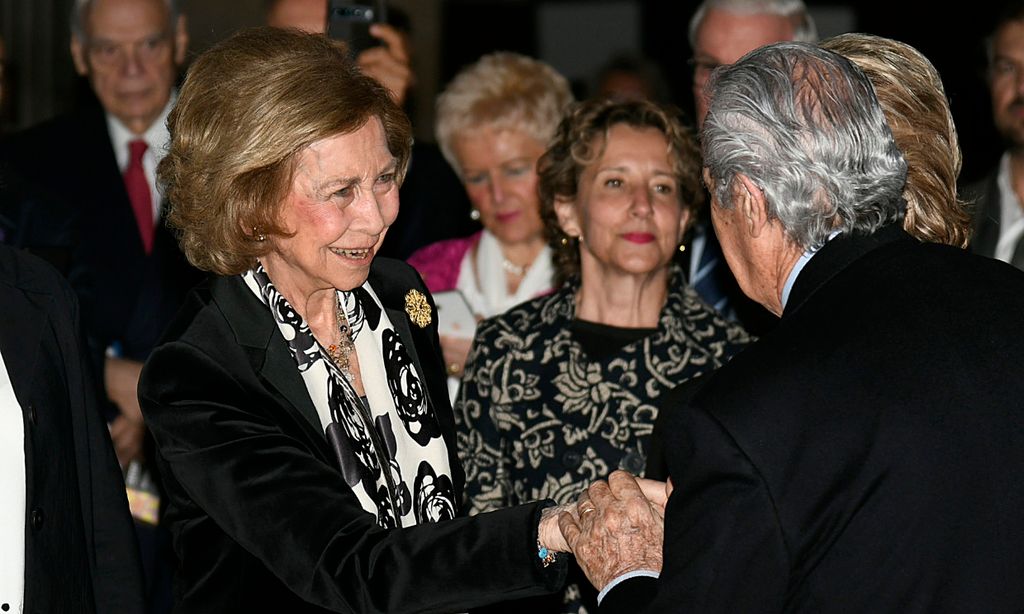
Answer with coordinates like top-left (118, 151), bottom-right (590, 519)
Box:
top-left (553, 197), bottom-right (581, 238)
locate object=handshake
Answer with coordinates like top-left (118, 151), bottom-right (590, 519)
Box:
top-left (537, 470), bottom-right (672, 591)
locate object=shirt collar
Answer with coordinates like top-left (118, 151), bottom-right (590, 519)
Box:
top-left (106, 91), bottom-right (176, 170)
top-left (781, 230), bottom-right (841, 310)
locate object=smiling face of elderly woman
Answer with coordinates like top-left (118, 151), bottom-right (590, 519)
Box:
top-left (159, 27), bottom-right (411, 280)
top-left (260, 117), bottom-right (400, 299)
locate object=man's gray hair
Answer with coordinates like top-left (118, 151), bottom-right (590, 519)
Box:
top-left (688, 0), bottom-right (818, 49)
top-left (701, 42), bottom-right (907, 250)
top-left (71, 0), bottom-right (180, 39)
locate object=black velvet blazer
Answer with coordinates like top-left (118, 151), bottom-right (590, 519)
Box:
top-left (608, 227), bottom-right (1024, 612)
top-left (139, 257), bottom-right (565, 613)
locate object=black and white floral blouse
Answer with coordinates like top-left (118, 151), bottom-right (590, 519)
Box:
top-left (454, 264), bottom-right (753, 515)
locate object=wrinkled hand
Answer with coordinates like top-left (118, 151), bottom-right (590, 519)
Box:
top-left (558, 470), bottom-right (665, 590)
top-left (636, 477), bottom-right (672, 513)
top-left (105, 356), bottom-right (147, 467)
top-left (357, 23), bottom-right (413, 105)
top-left (538, 501), bottom-right (575, 553)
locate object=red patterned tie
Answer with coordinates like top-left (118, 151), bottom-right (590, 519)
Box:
top-left (124, 139), bottom-right (154, 254)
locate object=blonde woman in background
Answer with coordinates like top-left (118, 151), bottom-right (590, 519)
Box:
top-left (821, 32), bottom-right (972, 248)
top-left (407, 52), bottom-right (573, 397)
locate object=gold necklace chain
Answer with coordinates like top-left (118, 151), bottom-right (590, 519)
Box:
top-left (326, 296), bottom-right (354, 379)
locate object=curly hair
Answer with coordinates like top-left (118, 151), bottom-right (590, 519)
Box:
top-left (434, 52), bottom-right (573, 178)
top-left (537, 98), bottom-right (704, 286)
top-left (159, 26), bottom-right (412, 275)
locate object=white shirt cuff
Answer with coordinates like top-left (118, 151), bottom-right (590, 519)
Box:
top-left (596, 569), bottom-right (661, 605)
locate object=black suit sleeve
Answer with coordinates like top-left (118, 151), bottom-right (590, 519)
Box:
top-left (53, 261), bottom-right (146, 613)
top-left (140, 334), bottom-right (565, 613)
top-left (602, 400), bottom-right (789, 613)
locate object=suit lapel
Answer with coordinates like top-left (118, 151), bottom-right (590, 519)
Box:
top-left (368, 260), bottom-right (464, 494)
top-left (210, 276), bottom-right (327, 447)
top-left (0, 267), bottom-right (49, 412)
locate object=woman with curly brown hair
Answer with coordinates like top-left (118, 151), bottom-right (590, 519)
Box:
top-left (455, 97), bottom-right (752, 613)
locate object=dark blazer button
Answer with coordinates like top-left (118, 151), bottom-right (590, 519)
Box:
top-left (30, 508), bottom-right (44, 530)
top-left (562, 450), bottom-right (582, 469)
top-left (26, 404), bottom-right (37, 425)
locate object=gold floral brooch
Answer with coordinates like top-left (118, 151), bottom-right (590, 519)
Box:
top-left (405, 289), bottom-right (432, 328)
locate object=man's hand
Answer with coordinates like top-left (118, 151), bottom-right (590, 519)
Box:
top-left (357, 23), bottom-right (413, 105)
top-left (558, 470), bottom-right (665, 590)
top-left (105, 356), bottom-right (146, 467)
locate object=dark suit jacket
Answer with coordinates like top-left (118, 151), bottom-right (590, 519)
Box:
top-left (962, 169), bottom-right (1001, 260)
top-left (0, 244), bottom-right (144, 613)
top-left (139, 257), bottom-right (565, 613)
top-left (0, 101), bottom-right (204, 381)
top-left (609, 226), bottom-right (1024, 612)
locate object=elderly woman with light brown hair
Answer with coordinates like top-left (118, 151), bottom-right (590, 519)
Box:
top-left (138, 26), bottom-right (583, 613)
top-left (821, 33), bottom-right (972, 248)
top-left (455, 97), bottom-right (752, 613)
top-left (407, 52), bottom-right (573, 396)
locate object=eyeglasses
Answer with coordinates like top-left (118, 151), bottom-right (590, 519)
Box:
top-left (86, 32), bottom-right (171, 69)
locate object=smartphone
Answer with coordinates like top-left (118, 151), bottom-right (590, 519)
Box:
top-left (327, 0), bottom-right (386, 59)
top-left (433, 290), bottom-right (478, 340)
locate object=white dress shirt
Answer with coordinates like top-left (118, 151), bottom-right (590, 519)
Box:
top-left (106, 94), bottom-right (175, 223)
top-left (994, 152), bottom-right (1024, 264)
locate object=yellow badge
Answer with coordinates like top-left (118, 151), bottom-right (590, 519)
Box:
top-left (405, 289), bottom-right (432, 328)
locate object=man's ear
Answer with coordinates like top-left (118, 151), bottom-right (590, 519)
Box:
top-left (173, 14), bottom-right (189, 67)
top-left (553, 197), bottom-right (581, 238)
top-left (70, 34), bottom-right (89, 76)
top-left (735, 174), bottom-right (769, 238)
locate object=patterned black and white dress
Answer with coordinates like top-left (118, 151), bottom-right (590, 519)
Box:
top-left (455, 264), bottom-right (752, 513)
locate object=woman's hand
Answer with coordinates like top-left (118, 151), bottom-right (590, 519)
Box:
top-left (440, 334), bottom-right (474, 378)
top-left (538, 502), bottom-right (574, 553)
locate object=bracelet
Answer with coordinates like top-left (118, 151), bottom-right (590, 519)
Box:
top-left (537, 539), bottom-right (557, 568)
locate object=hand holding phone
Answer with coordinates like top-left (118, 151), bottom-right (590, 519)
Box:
top-left (433, 290), bottom-right (478, 340)
top-left (327, 1), bottom-right (386, 58)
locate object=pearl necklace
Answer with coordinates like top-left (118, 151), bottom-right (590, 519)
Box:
top-left (502, 258), bottom-right (528, 277)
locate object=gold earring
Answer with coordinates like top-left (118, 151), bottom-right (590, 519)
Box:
top-left (253, 226), bottom-right (266, 242)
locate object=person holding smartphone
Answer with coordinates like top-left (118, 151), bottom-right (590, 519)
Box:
top-left (266, 0), bottom-right (412, 105)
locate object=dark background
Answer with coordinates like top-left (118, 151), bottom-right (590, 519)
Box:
top-left (0, 0), bottom-right (1008, 183)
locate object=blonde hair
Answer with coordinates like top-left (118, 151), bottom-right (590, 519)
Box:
top-left (435, 52), bottom-right (573, 176)
top-left (159, 26), bottom-right (412, 274)
top-left (821, 33), bottom-right (971, 248)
